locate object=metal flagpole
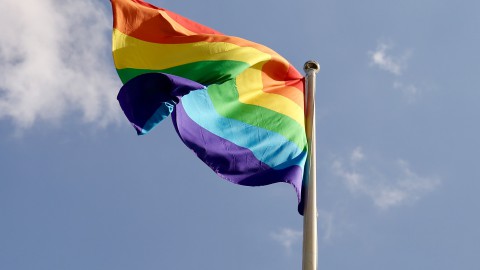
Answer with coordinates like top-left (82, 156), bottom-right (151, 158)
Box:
top-left (302, 60), bottom-right (320, 270)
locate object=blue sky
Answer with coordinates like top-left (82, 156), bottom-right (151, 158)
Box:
top-left (1, 0), bottom-right (479, 269)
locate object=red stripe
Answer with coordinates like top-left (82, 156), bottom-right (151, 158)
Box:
top-left (112, 0), bottom-right (221, 39)
top-left (112, 0), bottom-right (305, 97)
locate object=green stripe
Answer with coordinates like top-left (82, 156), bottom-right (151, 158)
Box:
top-left (116, 61), bottom-right (307, 150)
top-left (116, 60), bottom-right (250, 85)
top-left (207, 80), bottom-right (307, 150)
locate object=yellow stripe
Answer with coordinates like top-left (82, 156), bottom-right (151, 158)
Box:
top-left (236, 64), bottom-right (305, 127)
top-left (113, 29), bottom-right (270, 70)
top-left (113, 29), bottom-right (304, 126)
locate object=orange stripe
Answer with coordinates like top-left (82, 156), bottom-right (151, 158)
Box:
top-left (261, 59), bottom-right (304, 106)
top-left (112, 0), bottom-right (305, 101)
top-left (129, 0), bottom-right (222, 35)
top-left (112, 0), bottom-right (221, 42)
top-left (112, 0), bottom-right (297, 69)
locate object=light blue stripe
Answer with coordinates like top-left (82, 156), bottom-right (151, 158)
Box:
top-left (181, 90), bottom-right (307, 170)
top-left (141, 101), bottom-right (176, 134)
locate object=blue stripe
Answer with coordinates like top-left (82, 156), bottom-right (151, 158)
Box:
top-left (141, 101), bottom-right (176, 134)
top-left (180, 90), bottom-right (307, 170)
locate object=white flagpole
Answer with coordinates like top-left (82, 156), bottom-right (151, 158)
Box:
top-left (302, 60), bottom-right (320, 270)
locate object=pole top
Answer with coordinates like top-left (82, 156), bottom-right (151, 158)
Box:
top-left (303, 60), bottom-right (320, 73)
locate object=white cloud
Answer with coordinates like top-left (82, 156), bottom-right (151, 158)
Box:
top-left (332, 160), bottom-right (363, 194)
top-left (333, 147), bottom-right (440, 210)
top-left (0, 0), bottom-right (121, 130)
top-left (394, 81), bottom-right (420, 103)
top-left (318, 210), bottom-right (335, 242)
top-left (368, 41), bottom-right (425, 103)
top-left (350, 146), bottom-right (365, 163)
top-left (270, 228), bottom-right (302, 254)
top-left (369, 42), bottom-right (410, 76)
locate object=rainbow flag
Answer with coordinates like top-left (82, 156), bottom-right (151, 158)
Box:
top-left (111, 0), bottom-right (308, 214)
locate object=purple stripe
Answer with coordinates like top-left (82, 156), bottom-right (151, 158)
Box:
top-left (117, 72), bottom-right (205, 134)
top-left (172, 101), bottom-right (304, 213)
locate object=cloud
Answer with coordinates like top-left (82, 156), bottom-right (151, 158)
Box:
top-left (270, 228), bottom-right (302, 254)
top-left (350, 146), bottom-right (365, 163)
top-left (318, 210), bottom-right (335, 242)
top-left (393, 81), bottom-right (420, 103)
top-left (368, 41), bottom-right (423, 103)
top-left (333, 147), bottom-right (440, 210)
top-left (0, 0), bottom-right (121, 130)
top-left (369, 42), bottom-right (410, 75)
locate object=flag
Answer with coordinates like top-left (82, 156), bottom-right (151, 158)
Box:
top-left (111, 0), bottom-right (308, 214)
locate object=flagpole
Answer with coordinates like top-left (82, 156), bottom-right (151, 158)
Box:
top-left (302, 60), bottom-right (320, 270)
